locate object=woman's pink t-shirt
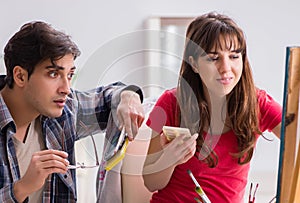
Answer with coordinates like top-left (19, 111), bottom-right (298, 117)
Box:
top-left (146, 88), bottom-right (282, 203)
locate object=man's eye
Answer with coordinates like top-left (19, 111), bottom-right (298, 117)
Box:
top-left (68, 73), bottom-right (75, 80)
top-left (49, 71), bottom-right (58, 78)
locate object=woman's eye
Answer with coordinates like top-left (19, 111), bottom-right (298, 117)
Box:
top-left (230, 54), bottom-right (240, 59)
top-left (207, 56), bottom-right (218, 62)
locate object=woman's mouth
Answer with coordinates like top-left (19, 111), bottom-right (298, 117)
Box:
top-left (217, 77), bottom-right (233, 85)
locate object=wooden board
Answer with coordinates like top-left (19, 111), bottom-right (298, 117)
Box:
top-left (277, 46), bottom-right (300, 203)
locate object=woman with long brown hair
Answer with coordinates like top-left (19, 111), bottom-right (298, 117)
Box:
top-left (143, 12), bottom-right (281, 203)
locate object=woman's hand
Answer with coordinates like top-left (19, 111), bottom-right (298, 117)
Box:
top-left (159, 133), bottom-right (198, 168)
top-left (142, 132), bottom-right (198, 191)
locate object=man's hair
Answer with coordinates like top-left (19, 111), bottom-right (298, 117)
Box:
top-left (4, 21), bottom-right (81, 88)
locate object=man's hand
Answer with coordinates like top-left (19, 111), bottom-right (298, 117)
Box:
top-left (116, 90), bottom-right (145, 140)
top-left (13, 149), bottom-right (69, 202)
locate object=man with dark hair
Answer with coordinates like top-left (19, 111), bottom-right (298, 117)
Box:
top-left (0, 21), bottom-right (144, 202)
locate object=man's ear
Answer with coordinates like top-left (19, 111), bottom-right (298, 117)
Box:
top-left (13, 66), bottom-right (27, 87)
top-left (188, 56), bottom-right (199, 74)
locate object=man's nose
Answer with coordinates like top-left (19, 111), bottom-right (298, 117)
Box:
top-left (58, 77), bottom-right (71, 95)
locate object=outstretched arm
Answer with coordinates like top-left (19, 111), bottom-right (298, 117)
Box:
top-left (72, 82), bottom-right (144, 140)
top-left (115, 89), bottom-right (144, 140)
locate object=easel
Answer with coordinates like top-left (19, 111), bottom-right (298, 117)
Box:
top-left (276, 47), bottom-right (300, 203)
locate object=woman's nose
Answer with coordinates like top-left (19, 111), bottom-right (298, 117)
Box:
top-left (218, 58), bottom-right (231, 74)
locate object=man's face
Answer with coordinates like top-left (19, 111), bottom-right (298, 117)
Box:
top-left (23, 54), bottom-right (76, 118)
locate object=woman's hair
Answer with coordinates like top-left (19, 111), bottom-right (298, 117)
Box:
top-left (176, 12), bottom-right (261, 167)
top-left (4, 21), bottom-right (81, 88)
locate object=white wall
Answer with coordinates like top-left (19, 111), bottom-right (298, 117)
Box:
top-left (1, 0), bottom-right (300, 202)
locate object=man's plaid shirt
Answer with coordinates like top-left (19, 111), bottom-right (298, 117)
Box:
top-left (0, 80), bottom-right (128, 203)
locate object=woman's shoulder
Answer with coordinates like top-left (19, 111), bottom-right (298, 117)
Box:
top-left (162, 88), bottom-right (177, 96)
top-left (156, 88), bottom-right (177, 102)
top-left (256, 87), bottom-right (281, 117)
top-left (256, 88), bottom-right (267, 97)
top-left (255, 88), bottom-right (282, 132)
top-left (256, 88), bottom-right (278, 105)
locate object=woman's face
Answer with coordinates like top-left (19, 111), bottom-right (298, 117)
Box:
top-left (191, 37), bottom-right (243, 98)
